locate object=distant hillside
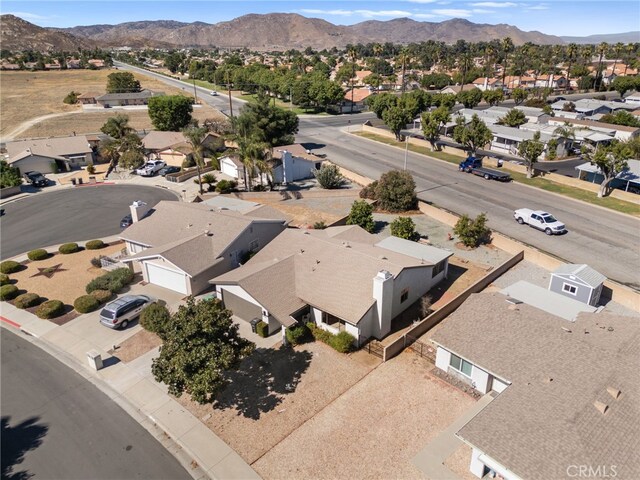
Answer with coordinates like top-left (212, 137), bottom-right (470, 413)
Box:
top-left (0, 14), bottom-right (95, 52)
top-left (561, 31), bottom-right (640, 44)
top-left (58, 13), bottom-right (564, 50)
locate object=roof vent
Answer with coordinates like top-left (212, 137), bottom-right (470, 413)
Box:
top-left (300, 249), bottom-right (305, 254)
top-left (561, 327), bottom-right (572, 333)
top-left (594, 400), bottom-right (608, 415)
top-left (607, 387), bottom-right (621, 400)
top-left (186, 223), bottom-right (193, 228)
top-left (380, 255), bottom-right (387, 260)
top-left (543, 377), bottom-right (553, 383)
top-left (203, 230), bottom-right (213, 236)
top-left (505, 297), bottom-right (523, 305)
top-left (303, 231), bottom-right (310, 235)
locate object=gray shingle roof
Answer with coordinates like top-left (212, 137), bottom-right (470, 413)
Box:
top-left (432, 292), bottom-right (640, 480)
top-left (5, 135), bottom-right (92, 161)
top-left (552, 264), bottom-right (607, 288)
top-left (96, 89), bottom-right (163, 101)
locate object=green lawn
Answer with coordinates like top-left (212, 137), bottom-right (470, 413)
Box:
top-left (354, 132), bottom-right (640, 217)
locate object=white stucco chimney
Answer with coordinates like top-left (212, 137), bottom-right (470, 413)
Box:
top-left (483, 77), bottom-right (488, 91)
top-left (130, 200), bottom-right (151, 223)
top-left (373, 270), bottom-right (394, 338)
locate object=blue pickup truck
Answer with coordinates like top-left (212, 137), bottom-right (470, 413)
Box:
top-left (458, 157), bottom-right (511, 182)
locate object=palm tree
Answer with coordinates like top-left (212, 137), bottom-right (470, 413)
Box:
top-left (623, 43), bottom-right (637, 77)
top-left (398, 47), bottom-right (411, 94)
top-left (594, 42), bottom-right (608, 90)
top-left (237, 137), bottom-right (269, 191)
top-left (610, 42), bottom-right (624, 79)
top-left (372, 43), bottom-right (383, 77)
top-left (565, 43), bottom-right (578, 92)
top-left (182, 125), bottom-right (209, 195)
top-left (347, 46), bottom-right (358, 113)
top-left (500, 37), bottom-right (514, 90)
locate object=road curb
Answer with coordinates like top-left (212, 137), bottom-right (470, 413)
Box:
top-left (0, 315), bottom-right (21, 328)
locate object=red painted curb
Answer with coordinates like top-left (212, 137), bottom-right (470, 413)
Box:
top-left (0, 315), bottom-right (21, 328)
top-left (74, 182), bottom-right (116, 187)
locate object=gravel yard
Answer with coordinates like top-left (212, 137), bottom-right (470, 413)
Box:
top-left (110, 329), bottom-right (162, 363)
top-left (176, 341), bottom-right (378, 465)
top-left (7, 243), bottom-right (124, 305)
top-left (253, 353), bottom-right (476, 480)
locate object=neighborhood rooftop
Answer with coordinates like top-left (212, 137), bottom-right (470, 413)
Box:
top-left (4, 135), bottom-right (92, 160)
top-left (552, 263), bottom-right (608, 288)
top-left (432, 292), bottom-right (640, 480)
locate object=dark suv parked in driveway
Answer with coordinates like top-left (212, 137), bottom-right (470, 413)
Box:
top-left (99, 295), bottom-right (152, 329)
top-left (23, 171), bottom-right (48, 187)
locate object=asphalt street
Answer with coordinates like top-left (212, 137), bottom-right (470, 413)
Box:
top-left (297, 117), bottom-right (640, 290)
top-left (1, 328), bottom-right (190, 480)
top-left (0, 185), bottom-right (178, 259)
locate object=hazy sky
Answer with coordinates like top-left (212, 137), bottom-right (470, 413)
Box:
top-left (3, 0), bottom-right (640, 37)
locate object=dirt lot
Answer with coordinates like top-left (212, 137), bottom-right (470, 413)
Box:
top-left (0, 70), bottom-right (224, 139)
top-left (176, 341), bottom-right (378, 465)
top-left (8, 243), bottom-right (123, 305)
top-left (110, 329), bottom-right (162, 363)
top-left (253, 352), bottom-right (476, 479)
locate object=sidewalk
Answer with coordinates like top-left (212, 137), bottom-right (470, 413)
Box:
top-left (0, 302), bottom-right (260, 480)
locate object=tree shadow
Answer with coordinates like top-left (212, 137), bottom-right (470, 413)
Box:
top-left (213, 346), bottom-right (313, 420)
top-left (373, 220), bottom-right (389, 234)
top-left (1, 416), bottom-right (49, 480)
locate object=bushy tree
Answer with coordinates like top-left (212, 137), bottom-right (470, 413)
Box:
top-left (453, 114), bottom-right (492, 156)
top-left (482, 90), bottom-right (504, 106)
top-left (600, 111), bottom-right (640, 128)
top-left (518, 131), bottom-right (545, 178)
top-left (106, 72), bottom-right (141, 93)
top-left (151, 298), bottom-right (255, 404)
top-left (456, 88), bottom-right (483, 108)
top-left (376, 170), bottom-right (417, 212)
top-left (148, 95), bottom-right (193, 131)
top-left (346, 200), bottom-right (375, 233)
top-left (611, 76), bottom-right (640, 97)
top-left (382, 105), bottom-right (412, 141)
top-left (511, 88), bottom-right (527, 105)
top-left (140, 303), bottom-right (171, 340)
top-left (390, 216), bottom-right (418, 241)
top-left (313, 163), bottom-right (344, 189)
top-left (236, 91), bottom-right (298, 147)
top-left (587, 140), bottom-right (632, 197)
top-left (498, 109), bottom-right (527, 127)
top-left (99, 114), bottom-right (144, 174)
top-left (63, 91), bottom-right (79, 104)
top-left (366, 92), bottom-right (397, 120)
top-left (0, 160), bottom-right (22, 188)
top-left (421, 106), bottom-right (450, 151)
top-left (453, 213), bottom-right (491, 248)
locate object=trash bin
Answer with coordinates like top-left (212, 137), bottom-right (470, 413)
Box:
top-left (250, 318), bottom-right (260, 333)
top-left (86, 350), bottom-right (103, 371)
top-left (71, 178), bottom-right (77, 185)
top-left (78, 178), bottom-right (83, 185)
top-left (89, 176), bottom-right (96, 184)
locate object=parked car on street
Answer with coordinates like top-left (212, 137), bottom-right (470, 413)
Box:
top-left (99, 295), bottom-right (152, 329)
top-left (120, 214), bottom-right (133, 228)
top-left (210, 90), bottom-right (218, 96)
top-left (136, 160), bottom-right (166, 177)
top-left (514, 208), bottom-right (566, 235)
top-left (23, 171), bottom-right (48, 187)
top-left (159, 166), bottom-right (181, 176)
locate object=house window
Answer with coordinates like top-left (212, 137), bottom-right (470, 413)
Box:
top-left (400, 289), bottom-right (409, 303)
top-left (562, 283), bottom-right (578, 295)
top-left (450, 353), bottom-right (473, 377)
top-left (432, 260), bottom-right (445, 278)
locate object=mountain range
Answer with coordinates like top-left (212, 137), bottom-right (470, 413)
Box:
top-left (1, 13), bottom-right (637, 53)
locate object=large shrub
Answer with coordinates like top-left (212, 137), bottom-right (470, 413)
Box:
top-left (0, 284), bottom-right (19, 301)
top-left (86, 267), bottom-right (134, 294)
top-left (90, 289), bottom-right (114, 304)
top-left (307, 322), bottom-right (355, 353)
top-left (36, 300), bottom-right (65, 319)
top-left (375, 170), bottom-right (417, 212)
top-left (215, 179), bottom-right (237, 194)
top-left (74, 295), bottom-right (100, 313)
top-left (256, 320), bottom-right (268, 338)
top-left (285, 324), bottom-right (310, 346)
top-left (140, 303), bottom-right (171, 340)
top-left (14, 293), bottom-right (40, 309)
top-left (313, 164), bottom-right (344, 189)
top-left (359, 180), bottom-right (379, 200)
top-left (0, 274), bottom-right (10, 286)
top-left (453, 213), bottom-right (491, 248)
top-left (0, 260), bottom-right (20, 274)
top-left (346, 200), bottom-right (375, 233)
top-left (390, 216), bottom-right (418, 241)
top-left (27, 249), bottom-right (49, 261)
top-left (58, 243), bottom-right (80, 254)
top-left (85, 239), bottom-right (105, 250)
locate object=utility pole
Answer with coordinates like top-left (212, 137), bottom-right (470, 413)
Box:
top-left (227, 71), bottom-right (234, 119)
top-left (192, 78), bottom-right (198, 104)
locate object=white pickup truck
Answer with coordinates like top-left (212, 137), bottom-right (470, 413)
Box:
top-left (513, 208), bottom-right (566, 235)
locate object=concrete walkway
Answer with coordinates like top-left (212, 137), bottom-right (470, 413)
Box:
top-left (412, 392), bottom-right (495, 479)
top-left (0, 303), bottom-right (260, 480)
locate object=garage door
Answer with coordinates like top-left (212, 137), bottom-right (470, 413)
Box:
top-left (222, 289), bottom-right (261, 322)
top-left (146, 263), bottom-right (188, 295)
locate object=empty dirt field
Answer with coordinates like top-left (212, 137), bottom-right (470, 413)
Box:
top-left (0, 70), bottom-right (223, 139)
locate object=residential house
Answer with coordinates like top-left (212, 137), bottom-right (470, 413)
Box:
top-left (354, 70), bottom-right (373, 86)
top-left (575, 158), bottom-right (640, 193)
top-left (471, 77), bottom-right (503, 92)
top-left (141, 130), bottom-right (220, 167)
top-left (120, 201), bottom-right (288, 296)
top-left (270, 144), bottom-right (323, 184)
top-left (502, 76), bottom-right (536, 90)
top-left (219, 154), bottom-right (246, 182)
top-left (551, 98), bottom-right (613, 117)
top-left (96, 89), bottom-right (164, 107)
top-left (212, 227), bottom-right (452, 339)
top-left (342, 87), bottom-right (374, 113)
top-left (88, 59), bottom-right (105, 68)
top-left (432, 292), bottom-right (639, 479)
top-left (549, 264), bottom-right (606, 306)
top-left (77, 92), bottom-right (99, 105)
top-left (4, 135), bottom-right (94, 173)
top-left (533, 74), bottom-right (568, 89)
top-left (624, 94), bottom-right (640, 106)
top-left (487, 124), bottom-right (564, 158)
top-left (485, 106), bottom-right (550, 125)
top-left (548, 117), bottom-right (639, 141)
top-left (440, 84), bottom-right (478, 95)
